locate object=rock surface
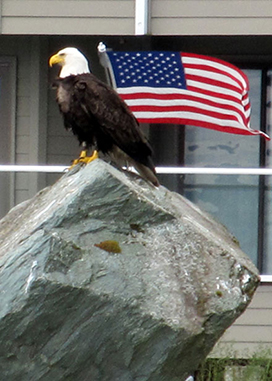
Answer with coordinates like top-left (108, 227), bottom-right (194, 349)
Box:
top-left (0, 159), bottom-right (259, 381)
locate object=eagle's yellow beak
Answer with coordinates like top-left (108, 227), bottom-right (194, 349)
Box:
top-left (49, 53), bottom-right (65, 67)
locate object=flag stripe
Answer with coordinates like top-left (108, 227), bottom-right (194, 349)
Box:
top-left (120, 90), bottom-right (249, 124)
top-left (134, 112), bottom-right (259, 134)
top-left (185, 73), bottom-right (243, 95)
top-left (135, 112), bottom-right (247, 129)
top-left (128, 104), bottom-right (248, 126)
top-left (182, 53), bottom-right (249, 89)
top-left (118, 87), bottom-right (243, 105)
top-left (107, 51), bottom-right (269, 139)
top-left (124, 94), bottom-right (245, 113)
top-left (183, 63), bottom-right (245, 90)
top-left (137, 117), bottom-right (263, 136)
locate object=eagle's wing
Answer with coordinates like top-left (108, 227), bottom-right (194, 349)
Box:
top-left (73, 74), bottom-right (154, 166)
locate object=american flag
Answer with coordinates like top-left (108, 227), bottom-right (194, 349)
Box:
top-left (106, 51), bottom-right (269, 139)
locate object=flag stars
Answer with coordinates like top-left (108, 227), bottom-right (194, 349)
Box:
top-left (109, 51), bottom-right (186, 89)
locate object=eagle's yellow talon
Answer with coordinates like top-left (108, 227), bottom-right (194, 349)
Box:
top-left (85, 150), bottom-right (99, 163)
top-left (69, 150), bottom-right (99, 169)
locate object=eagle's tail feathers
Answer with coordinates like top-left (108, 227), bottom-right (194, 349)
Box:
top-left (133, 162), bottom-right (160, 187)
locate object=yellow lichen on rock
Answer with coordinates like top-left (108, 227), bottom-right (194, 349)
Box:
top-left (94, 240), bottom-right (122, 253)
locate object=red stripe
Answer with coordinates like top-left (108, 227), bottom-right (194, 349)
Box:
top-left (129, 105), bottom-right (248, 125)
top-left (120, 92), bottom-right (249, 124)
top-left (120, 90), bottom-right (242, 105)
top-left (185, 85), bottom-right (243, 104)
top-left (137, 117), bottom-right (263, 136)
top-left (181, 52), bottom-right (250, 86)
top-left (185, 73), bottom-right (243, 94)
top-left (244, 103), bottom-right (250, 113)
top-left (121, 93), bottom-right (245, 113)
top-left (183, 63), bottom-right (245, 91)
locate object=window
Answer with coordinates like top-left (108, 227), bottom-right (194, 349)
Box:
top-left (183, 70), bottom-right (262, 267)
top-left (263, 69), bottom-right (272, 273)
top-left (149, 66), bottom-right (272, 274)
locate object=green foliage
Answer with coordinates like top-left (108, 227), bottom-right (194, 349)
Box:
top-left (195, 350), bottom-right (272, 381)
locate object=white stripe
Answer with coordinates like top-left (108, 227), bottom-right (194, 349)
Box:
top-left (133, 110), bottom-right (249, 130)
top-left (120, 89), bottom-right (248, 116)
top-left (118, 85), bottom-right (244, 103)
top-left (118, 81), bottom-right (244, 101)
top-left (117, 86), bottom-right (184, 94)
top-left (126, 99), bottom-right (247, 125)
top-left (182, 56), bottom-right (248, 90)
top-left (187, 79), bottom-right (243, 100)
top-left (125, 97), bottom-right (247, 118)
top-left (185, 68), bottom-right (242, 91)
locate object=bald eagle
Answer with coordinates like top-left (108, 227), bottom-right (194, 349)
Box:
top-left (49, 47), bottom-right (159, 187)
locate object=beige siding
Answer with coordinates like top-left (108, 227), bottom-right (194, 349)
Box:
top-left (0, 38), bottom-right (31, 205)
top-left (2, 0), bottom-right (135, 35)
top-left (151, 1), bottom-right (272, 35)
top-left (0, 37), bottom-right (48, 206)
top-left (211, 284), bottom-right (272, 358)
top-left (3, 0), bottom-right (272, 36)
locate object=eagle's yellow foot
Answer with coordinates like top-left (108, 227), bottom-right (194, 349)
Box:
top-left (69, 150), bottom-right (99, 169)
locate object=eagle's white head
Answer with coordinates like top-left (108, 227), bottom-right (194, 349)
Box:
top-left (49, 47), bottom-right (90, 78)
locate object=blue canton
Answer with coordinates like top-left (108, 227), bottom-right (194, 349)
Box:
top-left (107, 51), bottom-right (187, 89)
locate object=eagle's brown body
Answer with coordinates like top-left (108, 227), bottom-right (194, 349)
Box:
top-left (53, 72), bottom-right (159, 186)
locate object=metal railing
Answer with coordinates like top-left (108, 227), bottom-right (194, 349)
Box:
top-left (1, 165), bottom-right (272, 176)
top-left (1, 164), bottom-right (271, 282)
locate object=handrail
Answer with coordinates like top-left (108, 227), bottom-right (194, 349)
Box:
top-left (1, 165), bottom-right (272, 175)
top-left (0, 164), bottom-right (271, 281)
top-left (156, 167), bottom-right (272, 176)
top-left (0, 165), bottom-right (67, 173)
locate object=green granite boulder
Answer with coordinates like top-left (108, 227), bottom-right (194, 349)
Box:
top-left (0, 160), bottom-right (259, 380)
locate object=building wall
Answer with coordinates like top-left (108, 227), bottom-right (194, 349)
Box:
top-left (0, 36), bottom-right (49, 206)
top-left (2, 0), bottom-right (272, 36)
top-left (1, 0), bottom-right (135, 35)
top-left (151, 0), bottom-right (272, 35)
top-left (0, 37), bottom-right (32, 205)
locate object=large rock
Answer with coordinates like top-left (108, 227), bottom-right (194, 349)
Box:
top-left (0, 159), bottom-right (259, 381)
